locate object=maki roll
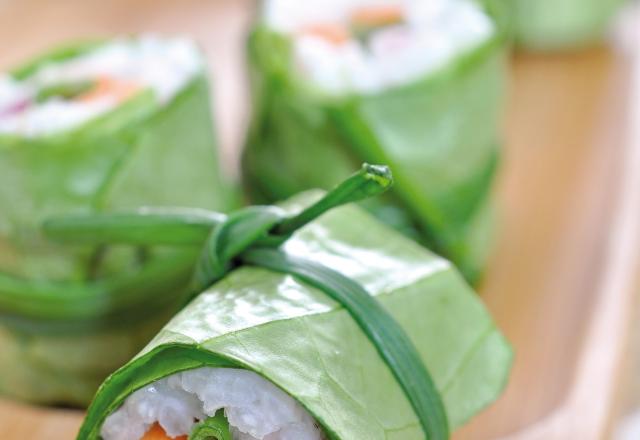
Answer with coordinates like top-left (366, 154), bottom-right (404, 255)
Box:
top-left (67, 166), bottom-right (512, 440)
top-left (512, 0), bottom-right (625, 50)
top-left (0, 35), bottom-right (234, 405)
top-left (242, 0), bottom-right (508, 283)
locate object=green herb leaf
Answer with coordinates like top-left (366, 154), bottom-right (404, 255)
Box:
top-left (35, 80), bottom-right (94, 102)
top-left (43, 208), bottom-right (224, 246)
top-left (43, 165), bottom-right (392, 250)
top-left (188, 410), bottom-right (232, 440)
top-left (193, 164), bottom-right (393, 289)
top-left (273, 163), bottom-right (392, 237)
top-left (192, 206), bottom-right (283, 292)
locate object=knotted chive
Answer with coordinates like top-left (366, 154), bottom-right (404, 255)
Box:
top-left (40, 163), bottom-right (449, 439)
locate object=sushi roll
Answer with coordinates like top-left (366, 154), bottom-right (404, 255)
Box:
top-left (0, 35), bottom-right (235, 405)
top-left (512, 0), bottom-right (625, 50)
top-left (65, 165), bottom-right (512, 440)
top-left (242, 0), bottom-right (508, 284)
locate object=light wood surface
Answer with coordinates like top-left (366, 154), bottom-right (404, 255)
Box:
top-left (456, 46), bottom-right (639, 439)
top-left (0, 1), bottom-right (638, 439)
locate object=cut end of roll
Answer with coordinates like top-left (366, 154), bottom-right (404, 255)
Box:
top-left (263, 0), bottom-right (495, 95)
top-left (101, 368), bottom-right (324, 440)
top-left (0, 35), bottom-right (202, 137)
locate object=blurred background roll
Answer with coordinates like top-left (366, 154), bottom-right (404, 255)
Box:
top-left (512, 0), bottom-right (625, 50)
top-left (242, 0), bottom-right (508, 283)
top-left (0, 35), bottom-right (235, 406)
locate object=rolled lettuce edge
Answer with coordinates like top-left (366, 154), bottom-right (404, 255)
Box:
top-left (78, 345), bottom-right (343, 440)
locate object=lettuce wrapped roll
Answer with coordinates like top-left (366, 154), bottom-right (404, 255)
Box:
top-left (0, 35), bottom-right (234, 405)
top-left (242, 0), bottom-right (507, 283)
top-left (513, 0), bottom-right (624, 50)
top-left (67, 165), bottom-right (512, 440)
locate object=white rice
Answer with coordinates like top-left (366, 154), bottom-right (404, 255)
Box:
top-left (264, 0), bottom-right (494, 94)
top-left (0, 35), bottom-right (202, 137)
top-left (101, 368), bottom-right (323, 440)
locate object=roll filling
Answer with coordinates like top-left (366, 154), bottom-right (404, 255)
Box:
top-left (0, 35), bottom-right (201, 136)
top-left (102, 368), bottom-right (322, 440)
top-left (265, 0), bottom-right (494, 94)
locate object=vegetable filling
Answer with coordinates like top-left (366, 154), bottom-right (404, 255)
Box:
top-left (264, 0), bottom-right (495, 94)
top-left (101, 368), bottom-right (324, 440)
top-left (0, 35), bottom-right (201, 136)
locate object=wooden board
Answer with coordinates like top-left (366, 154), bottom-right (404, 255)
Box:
top-left (0, 1), bottom-right (638, 438)
top-left (455, 46), bottom-right (639, 439)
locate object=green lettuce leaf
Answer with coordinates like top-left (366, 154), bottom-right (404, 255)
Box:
top-left (78, 192), bottom-right (512, 439)
top-left (0, 39), bottom-right (236, 406)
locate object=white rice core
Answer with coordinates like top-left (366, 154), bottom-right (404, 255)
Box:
top-left (101, 368), bottom-right (323, 440)
top-left (264, 0), bottom-right (494, 94)
top-left (0, 35), bottom-right (202, 137)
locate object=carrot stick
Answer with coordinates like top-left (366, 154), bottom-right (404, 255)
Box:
top-left (299, 23), bottom-right (350, 45)
top-left (350, 5), bottom-right (404, 28)
top-left (77, 75), bottom-right (140, 103)
top-left (141, 423), bottom-right (188, 440)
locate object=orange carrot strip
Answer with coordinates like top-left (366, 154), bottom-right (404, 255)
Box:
top-left (299, 23), bottom-right (350, 45)
top-left (141, 423), bottom-right (188, 440)
top-left (77, 75), bottom-right (140, 103)
top-left (350, 5), bottom-right (404, 28)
